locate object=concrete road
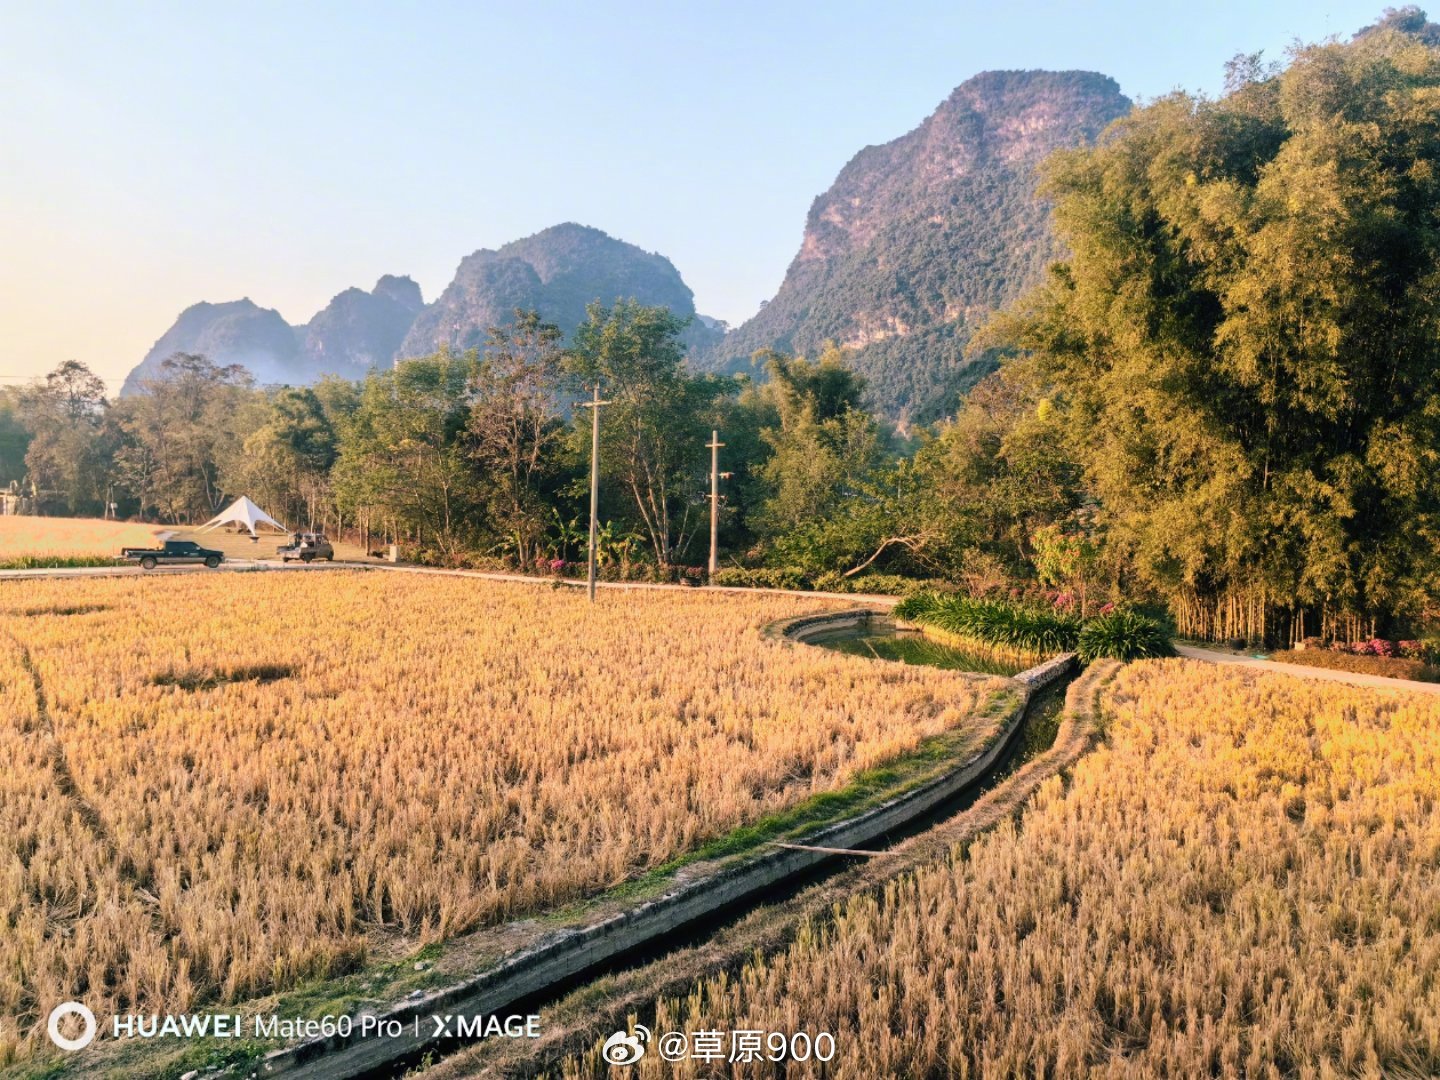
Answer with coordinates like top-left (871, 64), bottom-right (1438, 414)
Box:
top-left (1176, 643), bottom-right (1440, 695)
top-left (0, 559), bottom-right (902, 606)
top-left (0, 559), bottom-right (362, 581)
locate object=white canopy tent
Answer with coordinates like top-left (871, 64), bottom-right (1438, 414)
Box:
top-left (199, 496), bottom-right (288, 538)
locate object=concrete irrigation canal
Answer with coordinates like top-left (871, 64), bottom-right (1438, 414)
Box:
top-left (250, 608), bottom-right (1079, 1080)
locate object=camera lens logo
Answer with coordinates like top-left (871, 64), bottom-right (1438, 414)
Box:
top-left (47, 1002), bottom-right (97, 1052)
top-left (601, 1023), bottom-right (650, 1065)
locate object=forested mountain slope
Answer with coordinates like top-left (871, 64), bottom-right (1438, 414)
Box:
top-left (695, 70), bottom-right (1130, 422)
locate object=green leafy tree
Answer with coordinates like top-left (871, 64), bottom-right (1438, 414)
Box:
top-left (564, 300), bottom-right (721, 569)
top-left (907, 366), bottom-right (1084, 579)
top-left (749, 346), bottom-right (886, 571)
top-left (332, 349), bottom-right (480, 555)
top-left (0, 389), bottom-right (30, 488)
top-left (111, 353), bottom-right (258, 522)
top-left (467, 311), bottom-right (568, 565)
top-left (18, 360), bottom-right (112, 514)
top-left (1029, 521), bottom-right (1100, 615)
top-left (234, 387), bottom-right (339, 529)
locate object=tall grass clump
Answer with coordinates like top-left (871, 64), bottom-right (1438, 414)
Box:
top-left (891, 591), bottom-right (941, 621)
top-left (1076, 610), bottom-right (1175, 662)
top-left (896, 593), bottom-right (1081, 659)
top-left (898, 593), bottom-right (1174, 663)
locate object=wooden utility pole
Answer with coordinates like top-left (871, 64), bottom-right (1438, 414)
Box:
top-left (578, 384), bottom-right (610, 603)
top-left (706, 430), bottom-right (726, 583)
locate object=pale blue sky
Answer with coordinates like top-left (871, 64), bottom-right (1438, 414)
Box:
top-left (0, 0), bottom-right (1389, 388)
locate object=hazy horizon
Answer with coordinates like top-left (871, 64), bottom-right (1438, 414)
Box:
top-left (1, 0), bottom-right (1386, 391)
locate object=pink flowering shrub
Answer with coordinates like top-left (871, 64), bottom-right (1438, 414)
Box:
top-left (1332, 638), bottom-right (1398, 656)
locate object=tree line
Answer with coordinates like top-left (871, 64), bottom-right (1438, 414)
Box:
top-left (0, 302), bottom-right (936, 580)
top-left (7, 12), bottom-right (1440, 644)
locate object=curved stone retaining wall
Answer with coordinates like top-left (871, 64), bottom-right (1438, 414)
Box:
top-left (771, 607), bottom-right (1077, 692)
top-left (1015, 651), bottom-right (1078, 690)
top-left (764, 607), bottom-right (879, 643)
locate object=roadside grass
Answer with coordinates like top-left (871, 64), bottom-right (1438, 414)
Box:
top-left (1268, 648), bottom-right (1440, 682)
top-left (0, 554), bottom-right (123, 570)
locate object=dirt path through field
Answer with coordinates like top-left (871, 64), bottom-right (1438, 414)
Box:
top-left (9, 637), bottom-right (137, 877)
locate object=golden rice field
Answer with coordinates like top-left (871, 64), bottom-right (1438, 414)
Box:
top-left (561, 661), bottom-right (1440, 1078)
top-left (0, 572), bottom-right (1003, 1062)
top-left (0, 516), bottom-right (163, 560)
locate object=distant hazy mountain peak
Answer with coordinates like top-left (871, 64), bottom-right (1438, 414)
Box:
top-left (397, 222), bottom-right (717, 358)
top-left (373, 274), bottom-right (424, 312)
top-left (300, 275), bottom-right (424, 378)
top-left (120, 225), bottom-right (718, 393)
top-left (121, 69), bottom-right (1128, 408)
top-left (121, 298), bottom-right (298, 394)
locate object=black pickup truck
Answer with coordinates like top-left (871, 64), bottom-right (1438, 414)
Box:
top-left (120, 540), bottom-right (225, 570)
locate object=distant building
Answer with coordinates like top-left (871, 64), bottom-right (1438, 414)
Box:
top-left (0, 483), bottom-right (32, 516)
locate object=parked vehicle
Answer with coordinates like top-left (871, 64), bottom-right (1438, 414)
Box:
top-left (120, 540), bottom-right (224, 570)
top-left (277, 532), bottom-right (335, 563)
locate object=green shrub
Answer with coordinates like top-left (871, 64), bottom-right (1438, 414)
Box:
top-left (807, 571), bottom-right (926, 596)
top-left (712, 566), bottom-right (813, 590)
top-left (846, 573), bottom-right (927, 596)
top-left (711, 568), bottom-right (950, 597)
top-left (1003, 605), bottom-right (1085, 654)
top-left (1076, 611), bottom-right (1174, 662)
top-left (896, 594), bottom-right (1081, 657)
top-left (893, 591), bottom-right (942, 621)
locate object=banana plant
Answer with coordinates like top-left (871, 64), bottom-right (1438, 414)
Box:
top-left (593, 521), bottom-right (644, 575)
top-left (542, 509), bottom-right (586, 563)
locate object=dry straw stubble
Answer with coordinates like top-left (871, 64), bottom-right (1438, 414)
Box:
top-left (0, 572), bottom-right (1003, 1063)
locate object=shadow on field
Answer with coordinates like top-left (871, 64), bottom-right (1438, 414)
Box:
top-left (12, 603), bottom-right (113, 617)
top-left (151, 663), bottom-right (297, 691)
